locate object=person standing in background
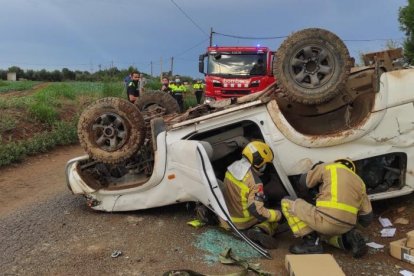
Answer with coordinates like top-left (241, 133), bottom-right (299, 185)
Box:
top-left (126, 71), bottom-right (141, 104)
top-left (161, 77), bottom-right (172, 93)
top-left (193, 79), bottom-right (205, 104)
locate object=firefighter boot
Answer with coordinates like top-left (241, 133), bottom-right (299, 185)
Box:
top-left (289, 232), bottom-right (324, 254)
top-left (344, 228), bottom-right (367, 258)
top-left (245, 227), bottom-right (278, 249)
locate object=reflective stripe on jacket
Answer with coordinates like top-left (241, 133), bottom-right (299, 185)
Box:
top-left (306, 162), bottom-right (372, 226)
top-left (193, 83), bottom-right (204, 90)
top-left (222, 168), bottom-right (278, 230)
top-left (170, 84), bottom-right (187, 92)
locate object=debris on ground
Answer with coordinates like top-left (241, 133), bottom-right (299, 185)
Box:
top-left (379, 217), bottom-right (393, 228)
top-left (395, 218), bottom-right (410, 225)
top-left (187, 219), bottom-right (206, 228)
top-left (381, 228), bottom-right (396, 237)
top-left (193, 229), bottom-right (260, 264)
top-left (366, 242), bottom-right (384, 249)
top-left (399, 269), bottom-right (414, 276)
top-left (219, 248), bottom-right (273, 275)
top-left (398, 207), bottom-right (407, 213)
top-left (110, 250), bottom-right (122, 258)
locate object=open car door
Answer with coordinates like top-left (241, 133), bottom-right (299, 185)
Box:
top-left (195, 142), bottom-right (272, 259)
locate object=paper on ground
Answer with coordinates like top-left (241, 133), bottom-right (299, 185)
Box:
top-left (381, 228), bottom-right (396, 237)
top-left (379, 217), bottom-right (393, 227)
top-left (366, 242), bottom-right (384, 249)
top-left (400, 270), bottom-right (414, 276)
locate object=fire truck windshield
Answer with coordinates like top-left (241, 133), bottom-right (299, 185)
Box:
top-left (207, 53), bottom-right (266, 76)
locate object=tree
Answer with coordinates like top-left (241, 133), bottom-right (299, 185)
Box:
top-left (8, 66), bottom-right (24, 79)
top-left (399, 0), bottom-right (414, 63)
top-left (62, 68), bottom-right (76, 81)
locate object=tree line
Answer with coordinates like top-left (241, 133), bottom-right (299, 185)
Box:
top-left (0, 66), bottom-right (144, 82)
top-left (1, 66), bottom-right (196, 85)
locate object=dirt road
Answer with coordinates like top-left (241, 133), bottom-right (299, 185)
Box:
top-left (1, 145), bottom-right (414, 275)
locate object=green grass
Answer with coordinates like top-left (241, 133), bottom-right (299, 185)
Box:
top-left (0, 80), bottom-right (40, 93)
top-left (0, 80), bottom-right (197, 167)
top-left (0, 120), bottom-right (78, 167)
top-left (0, 81), bottom-right (121, 167)
top-left (102, 81), bottom-right (124, 97)
top-left (28, 102), bottom-right (59, 124)
top-left (0, 114), bottom-right (17, 132)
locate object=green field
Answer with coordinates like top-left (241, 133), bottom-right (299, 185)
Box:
top-left (0, 81), bottom-right (197, 167)
top-left (0, 80), bottom-right (41, 93)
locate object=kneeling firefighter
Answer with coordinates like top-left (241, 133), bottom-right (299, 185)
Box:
top-left (220, 141), bottom-right (282, 249)
top-left (281, 159), bottom-right (373, 258)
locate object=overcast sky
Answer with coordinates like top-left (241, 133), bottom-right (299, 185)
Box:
top-left (0, 0), bottom-right (407, 77)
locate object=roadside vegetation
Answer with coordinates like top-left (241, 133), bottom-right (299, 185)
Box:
top-left (0, 81), bottom-right (114, 167)
top-left (0, 79), bottom-right (198, 167)
top-left (0, 80), bottom-right (40, 93)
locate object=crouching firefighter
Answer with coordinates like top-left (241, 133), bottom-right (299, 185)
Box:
top-left (281, 158), bottom-right (373, 258)
top-left (220, 141), bottom-right (282, 249)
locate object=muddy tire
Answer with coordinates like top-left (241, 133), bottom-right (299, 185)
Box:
top-left (274, 28), bottom-right (351, 105)
top-left (78, 97), bottom-right (146, 164)
top-left (135, 91), bottom-right (180, 115)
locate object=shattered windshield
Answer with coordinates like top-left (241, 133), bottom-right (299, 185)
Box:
top-left (207, 53), bottom-right (266, 76)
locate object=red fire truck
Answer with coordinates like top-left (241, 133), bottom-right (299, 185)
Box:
top-left (199, 46), bottom-right (276, 102)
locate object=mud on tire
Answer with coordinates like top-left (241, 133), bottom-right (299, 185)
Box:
top-left (135, 90), bottom-right (180, 115)
top-left (274, 28), bottom-right (351, 105)
top-left (77, 97), bottom-right (146, 164)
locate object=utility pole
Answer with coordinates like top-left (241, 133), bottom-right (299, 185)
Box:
top-left (160, 57), bottom-right (163, 82)
top-left (209, 27), bottom-right (213, 46)
top-left (170, 57), bottom-right (174, 77)
top-left (150, 61), bottom-right (153, 77)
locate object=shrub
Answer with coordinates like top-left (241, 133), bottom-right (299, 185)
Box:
top-left (102, 80), bottom-right (124, 98)
top-left (29, 102), bottom-right (58, 125)
top-left (0, 115), bottom-right (17, 132)
top-left (0, 120), bottom-right (78, 167)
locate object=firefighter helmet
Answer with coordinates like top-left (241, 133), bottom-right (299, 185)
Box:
top-left (242, 141), bottom-right (273, 169)
top-left (335, 158), bottom-right (356, 172)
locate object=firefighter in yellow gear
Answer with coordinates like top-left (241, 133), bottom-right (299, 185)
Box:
top-left (220, 141), bottom-right (282, 249)
top-left (281, 158), bottom-right (373, 258)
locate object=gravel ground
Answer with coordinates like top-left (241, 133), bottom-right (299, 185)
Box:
top-left (1, 145), bottom-right (414, 275)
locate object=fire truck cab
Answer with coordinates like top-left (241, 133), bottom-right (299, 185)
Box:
top-left (199, 46), bottom-right (275, 102)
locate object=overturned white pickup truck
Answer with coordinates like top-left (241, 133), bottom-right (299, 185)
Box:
top-left (66, 28), bottom-right (414, 258)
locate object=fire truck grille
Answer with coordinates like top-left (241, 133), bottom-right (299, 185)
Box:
top-left (222, 90), bottom-right (250, 95)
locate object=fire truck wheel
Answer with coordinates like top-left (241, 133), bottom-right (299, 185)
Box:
top-left (78, 97), bottom-right (146, 164)
top-left (274, 28), bottom-right (351, 105)
top-left (135, 91), bottom-right (180, 115)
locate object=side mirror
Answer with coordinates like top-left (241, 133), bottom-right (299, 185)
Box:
top-left (199, 54), bottom-right (206, 74)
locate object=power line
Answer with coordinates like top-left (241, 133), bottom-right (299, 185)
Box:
top-left (213, 31), bottom-right (403, 42)
top-left (170, 0), bottom-right (208, 37)
top-left (214, 32), bottom-right (287, 40)
top-left (343, 38), bottom-right (404, 42)
top-left (174, 38), bottom-right (209, 58)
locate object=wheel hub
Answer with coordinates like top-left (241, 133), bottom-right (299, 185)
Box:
top-left (104, 127), bottom-right (115, 137)
top-left (305, 59), bottom-right (319, 74)
top-left (92, 112), bottom-right (129, 152)
top-left (290, 45), bottom-right (334, 89)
